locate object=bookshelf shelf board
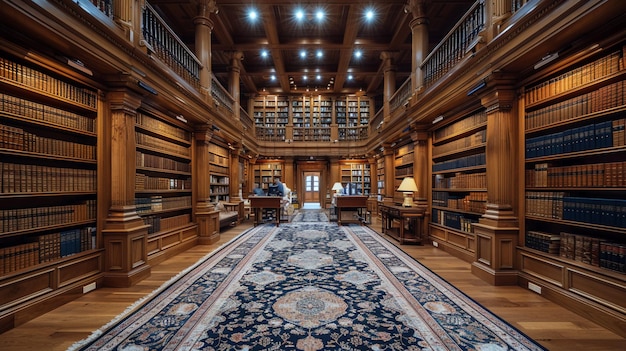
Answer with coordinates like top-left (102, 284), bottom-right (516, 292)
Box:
top-left (136, 166), bottom-right (191, 177)
top-left (0, 78), bottom-right (98, 112)
top-left (526, 187), bottom-right (626, 192)
top-left (1, 112), bottom-right (97, 137)
top-left (135, 124), bottom-right (192, 146)
top-left (432, 143), bottom-right (486, 160)
top-left (429, 222), bottom-right (476, 236)
top-left (136, 144), bottom-right (191, 162)
top-left (136, 205), bottom-right (193, 216)
top-left (525, 70), bottom-right (626, 111)
top-left (0, 191), bottom-right (96, 199)
top-left (0, 220), bottom-right (96, 239)
top-left (432, 188), bottom-right (488, 192)
top-left (0, 149), bottom-right (97, 164)
top-left (431, 205), bottom-right (485, 217)
top-left (525, 145), bottom-right (626, 163)
top-left (525, 105), bottom-right (626, 136)
top-left (135, 189), bottom-right (192, 194)
top-left (432, 122), bottom-right (487, 145)
top-left (525, 215), bottom-right (626, 234)
top-left (432, 165), bottom-right (486, 175)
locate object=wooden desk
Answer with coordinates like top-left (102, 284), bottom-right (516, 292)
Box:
top-left (380, 204), bottom-right (425, 244)
top-left (335, 195), bottom-right (368, 225)
top-left (250, 196), bottom-right (282, 226)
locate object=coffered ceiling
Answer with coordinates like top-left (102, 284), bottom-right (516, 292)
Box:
top-left (149, 0), bottom-right (474, 99)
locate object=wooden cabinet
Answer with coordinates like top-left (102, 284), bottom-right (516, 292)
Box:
top-left (134, 110), bottom-right (195, 263)
top-left (208, 143), bottom-right (230, 203)
top-left (0, 48), bottom-right (102, 330)
top-left (518, 42), bottom-right (626, 331)
top-left (429, 110), bottom-right (488, 262)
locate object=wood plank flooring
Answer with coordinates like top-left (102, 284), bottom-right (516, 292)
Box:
top-left (0, 218), bottom-right (624, 350)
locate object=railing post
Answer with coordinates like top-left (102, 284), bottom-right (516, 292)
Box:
top-left (114, 0), bottom-right (142, 44)
top-left (194, 0), bottom-right (217, 99)
top-left (406, 0), bottom-right (429, 98)
top-left (229, 51), bottom-right (244, 121)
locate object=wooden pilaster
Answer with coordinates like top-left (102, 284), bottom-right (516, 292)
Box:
top-left (194, 125), bottom-right (219, 244)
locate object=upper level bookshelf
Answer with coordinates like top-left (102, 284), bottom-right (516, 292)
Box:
top-left (0, 49), bottom-right (99, 310)
top-left (293, 95), bottom-right (331, 142)
top-left (208, 143), bottom-right (230, 203)
top-left (337, 96), bottom-right (369, 141)
top-left (253, 95), bottom-right (287, 142)
top-left (430, 109), bottom-right (487, 236)
top-left (135, 111), bottom-right (193, 235)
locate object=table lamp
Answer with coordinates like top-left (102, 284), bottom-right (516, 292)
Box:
top-left (397, 177), bottom-right (418, 207)
top-left (332, 182), bottom-right (344, 194)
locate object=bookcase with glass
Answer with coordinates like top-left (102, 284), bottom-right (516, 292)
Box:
top-left (208, 142), bottom-right (230, 203)
top-left (429, 110), bottom-right (488, 261)
top-left (0, 49), bottom-right (100, 321)
top-left (134, 110), bottom-right (194, 260)
top-left (519, 43), bottom-right (626, 323)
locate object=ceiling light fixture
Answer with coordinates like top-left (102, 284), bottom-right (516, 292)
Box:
top-left (316, 10), bottom-right (324, 21)
top-left (248, 9), bottom-right (258, 21)
top-left (300, 50), bottom-right (307, 58)
top-left (295, 9), bottom-right (305, 21)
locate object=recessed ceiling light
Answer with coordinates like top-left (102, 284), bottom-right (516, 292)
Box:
top-left (316, 50), bottom-right (323, 58)
top-left (295, 9), bottom-right (304, 21)
top-left (300, 50), bottom-right (307, 58)
top-left (270, 75), bottom-right (276, 81)
top-left (261, 50), bottom-right (268, 58)
top-left (354, 50), bottom-right (362, 58)
top-left (316, 10), bottom-right (324, 21)
top-left (348, 74), bottom-right (353, 80)
top-left (316, 75), bottom-right (321, 80)
top-left (303, 75), bottom-right (308, 81)
top-left (365, 9), bottom-right (375, 21)
top-left (248, 9), bottom-right (258, 21)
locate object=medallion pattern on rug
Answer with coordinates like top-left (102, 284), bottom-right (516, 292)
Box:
top-left (71, 223), bottom-right (545, 351)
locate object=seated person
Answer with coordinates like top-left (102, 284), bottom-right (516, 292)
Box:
top-left (272, 177), bottom-right (285, 196)
top-left (267, 184), bottom-right (280, 196)
top-left (252, 187), bottom-right (265, 196)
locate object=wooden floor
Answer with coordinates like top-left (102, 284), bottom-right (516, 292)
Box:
top-left (0, 217), bottom-right (624, 350)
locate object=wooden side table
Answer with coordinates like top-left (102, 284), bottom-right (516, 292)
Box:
top-left (249, 196), bottom-right (282, 226)
top-left (379, 204), bottom-right (425, 244)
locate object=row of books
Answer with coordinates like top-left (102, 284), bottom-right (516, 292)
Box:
top-left (136, 151), bottom-right (191, 173)
top-left (432, 191), bottom-right (487, 214)
top-left (560, 232), bottom-right (625, 274)
top-left (0, 56), bottom-right (98, 109)
top-left (524, 50), bottom-right (622, 105)
top-left (433, 110), bottom-right (487, 141)
top-left (136, 113), bottom-right (191, 142)
top-left (209, 164), bottom-right (229, 175)
top-left (134, 195), bottom-right (192, 214)
top-left (525, 120), bottom-right (617, 158)
top-left (1, 93), bottom-right (95, 132)
top-left (209, 153), bottom-right (228, 166)
top-left (525, 230), bottom-right (561, 254)
top-left (209, 175), bottom-right (229, 184)
top-left (135, 173), bottom-right (191, 190)
top-left (0, 123), bottom-right (96, 159)
top-left (0, 200), bottom-right (96, 233)
top-left (136, 132), bottom-right (190, 158)
top-left (208, 143), bottom-right (229, 158)
top-left (525, 191), bottom-right (626, 228)
top-left (525, 80), bottom-right (625, 130)
top-left (209, 185), bottom-right (229, 195)
top-left (433, 172), bottom-right (487, 189)
top-left (142, 213), bottom-right (191, 234)
top-left (431, 208), bottom-right (477, 233)
top-left (526, 161), bottom-right (626, 188)
top-left (432, 153), bottom-right (486, 172)
top-left (0, 226), bottom-right (96, 275)
top-left (433, 130), bottom-right (486, 157)
top-left (1, 162), bottom-right (96, 193)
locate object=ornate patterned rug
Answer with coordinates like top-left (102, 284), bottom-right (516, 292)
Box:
top-left (292, 209), bottom-right (329, 222)
top-left (70, 223), bottom-right (545, 351)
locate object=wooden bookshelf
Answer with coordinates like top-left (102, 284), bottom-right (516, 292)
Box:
top-left (519, 43), bottom-right (626, 332)
top-left (429, 109), bottom-right (488, 262)
top-left (339, 160), bottom-right (371, 195)
top-left (0, 50), bottom-right (101, 330)
top-left (337, 96), bottom-right (370, 141)
top-left (252, 161), bottom-right (283, 193)
top-left (208, 142), bottom-right (230, 203)
top-left (376, 156), bottom-right (385, 199)
top-left (253, 95), bottom-right (287, 142)
top-left (292, 95), bottom-right (331, 142)
top-left (394, 142), bottom-right (414, 204)
top-left (134, 110), bottom-right (195, 263)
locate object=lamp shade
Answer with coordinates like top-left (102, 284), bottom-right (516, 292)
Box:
top-left (332, 182), bottom-right (344, 192)
top-left (397, 177), bottom-right (418, 192)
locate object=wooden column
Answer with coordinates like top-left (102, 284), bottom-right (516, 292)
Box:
top-left (194, 0), bottom-right (217, 98)
top-left (101, 85), bottom-right (150, 288)
top-left (383, 145), bottom-right (395, 201)
top-left (194, 125), bottom-right (219, 244)
top-left (228, 51), bottom-right (243, 120)
top-left (229, 145), bottom-right (242, 201)
top-left (411, 132), bottom-right (429, 205)
top-left (471, 75), bottom-right (519, 286)
top-left (380, 51), bottom-right (396, 122)
top-left (406, 0), bottom-right (428, 95)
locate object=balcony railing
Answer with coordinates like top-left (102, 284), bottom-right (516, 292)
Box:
top-left (142, 3), bottom-right (201, 90)
top-left (211, 75), bottom-right (235, 113)
top-left (390, 77), bottom-right (412, 112)
top-left (89, 0), bottom-right (113, 18)
top-left (422, 0), bottom-right (485, 88)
